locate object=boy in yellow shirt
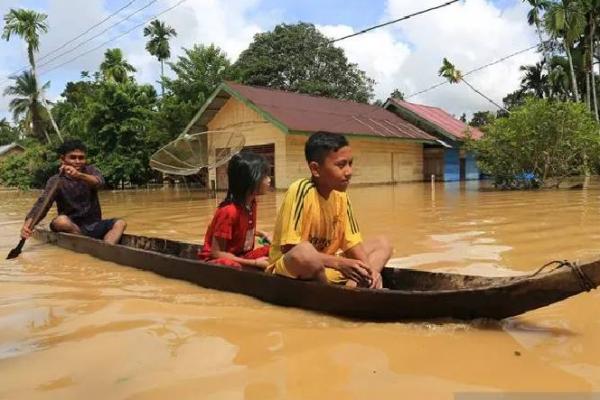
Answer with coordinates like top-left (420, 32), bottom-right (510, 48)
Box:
top-left (267, 131), bottom-right (392, 288)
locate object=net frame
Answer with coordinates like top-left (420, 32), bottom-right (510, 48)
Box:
top-left (149, 119), bottom-right (271, 176)
top-left (149, 129), bottom-right (246, 176)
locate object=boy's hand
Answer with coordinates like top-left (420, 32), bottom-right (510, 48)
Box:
top-left (60, 165), bottom-right (80, 179)
top-left (253, 256), bottom-right (270, 269)
top-left (333, 257), bottom-right (372, 286)
top-left (370, 271), bottom-right (383, 289)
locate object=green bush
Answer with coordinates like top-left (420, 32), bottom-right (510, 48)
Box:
top-left (466, 98), bottom-right (600, 189)
top-left (0, 143), bottom-right (58, 189)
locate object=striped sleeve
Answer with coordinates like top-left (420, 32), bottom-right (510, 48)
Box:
top-left (342, 193), bottom-right (363, 251)
top-left (276, 178), bottom-right (314, 246)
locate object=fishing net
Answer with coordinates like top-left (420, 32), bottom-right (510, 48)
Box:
top-left (149, 130), bottom-right (246, 176)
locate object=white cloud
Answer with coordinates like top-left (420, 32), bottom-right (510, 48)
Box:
top-left (1, 0), bottom-right (542, 119)
top-left (318, 0), bottom-right (540, 115)
top-left (125, 0), bottom-right (265, 92)
top-left (386, 0), bottom-right (540, 114)
top-left (317, 24), bottom-right (411, 101)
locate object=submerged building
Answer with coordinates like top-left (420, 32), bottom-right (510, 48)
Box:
top-left (385, 98), bottom-right (483, 181)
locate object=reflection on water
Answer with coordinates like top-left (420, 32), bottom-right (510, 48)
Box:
top-left (1, 180), bottom-right (600, 399)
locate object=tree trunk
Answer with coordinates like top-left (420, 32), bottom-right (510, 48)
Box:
top-left (160, 60), bottom-right (164, 97)
top-left (28, 46), bottom-right (51, 144)
top-left (584, 14), bottom-right (592, 111)
top-left (536, 22), bottom-right (550, 93)
top-left (41, 98), bottom-right (63, 142)
top-left (586, 68), bottom-right (591, 110)
top-left (565, 43), bottom-right (581, 102)
top-left (591, 21), bottom-right (599, 122)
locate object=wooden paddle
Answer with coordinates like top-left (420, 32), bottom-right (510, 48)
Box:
top-left (6, 175), bottom-right (62, 259)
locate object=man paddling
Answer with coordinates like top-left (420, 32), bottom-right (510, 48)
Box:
top-left (20, 139), bottom-right (126, 245)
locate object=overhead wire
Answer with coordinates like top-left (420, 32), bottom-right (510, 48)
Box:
top-left (328, 0), bottom-right (460, 44)
top-left (37, 0), bottom-right (186, 77)
top-left (37, 0), bottom-right (141, 62)
top-left (405, 44), bottom-right (539, 99)
top-left (36, 0), bottom-right (160, 73)
top-left (0, 0), bottom-right (159, 85)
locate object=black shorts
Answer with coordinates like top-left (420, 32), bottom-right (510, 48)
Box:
top-left (80, 219), bottom-right (117, 240)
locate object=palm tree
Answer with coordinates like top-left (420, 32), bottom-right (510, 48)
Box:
top-left (520, 61), bottom-right (548, 98)
top-left (100, 48), bottom-right (136, 83)
top-left (438, 58), bottom-right (509, 113)
top-left (143, 19), bottom-right (177, 96)
top-left (2, 9), bottom-right (48, 74)
top-left (581, 0), bottom-right (600, 120)
top-left (3, 71), bottom-right (51, 143)
top-left (547, 56), bottom-right (572, 100)
top-left (2, 8), bottom-right (50, 142)
top-left (544, 0), bottom-right (586, 102)
top-left (524, 0), bottom-right (552, 66)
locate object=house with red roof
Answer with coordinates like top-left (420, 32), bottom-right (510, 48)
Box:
top-left (384, 98), bottom-right (483, 181)
top-left (192, 82), bottom-right (438, 189)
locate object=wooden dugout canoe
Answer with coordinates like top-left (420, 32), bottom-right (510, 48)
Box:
top-left (33, 229), bottom-right (600, 321)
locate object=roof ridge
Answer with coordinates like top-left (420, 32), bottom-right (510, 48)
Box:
top-left (225, 81), bottom-right (381, 109)
top-left (393, 97), bottom-right (444, 112)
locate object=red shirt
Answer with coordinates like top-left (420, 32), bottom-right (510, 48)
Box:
top-left (199, 201), bottom-right (257, 259)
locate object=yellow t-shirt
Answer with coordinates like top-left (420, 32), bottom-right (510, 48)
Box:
top-left (269, 178), bottom-right (363, 263)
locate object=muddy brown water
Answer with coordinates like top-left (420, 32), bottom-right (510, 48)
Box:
top-left (1, 181), bottom-right (600, 399)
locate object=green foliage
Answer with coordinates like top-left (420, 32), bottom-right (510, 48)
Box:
top-left (144, 19), bottom-right (177, 96)
top-left (2, 8), bottom-right (48, 67)
top-left (100, 48), bottom-right (136, 83)
top-left (0, 119), bottom-right (19, 145)
top-left (160, 44), bottom-right (232, 137)
top-left (469, 111), bottom-right (496, 127)
top-left (3, 70), bottom-right (51, 142)
top-left (390, 88), bottom-right (405, 100)
top-left (82, 81), bottom-right (160, 187)
top-left (466, 98), bottom-right (600, 189)
top-left (233, 22), bottom-right (374, 103)
top-left (144, 19), bottom-right (177, 62)
top-left (0, 142), bottom-right (57, 189)
top-left (165, 44), bottom-right (232, 105)
top-left (439, 58), bottom-right (462, 83)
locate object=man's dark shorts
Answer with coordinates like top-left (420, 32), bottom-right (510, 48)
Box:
top-left (51, 218), bottom-right (117, 240)
top-left (80, 219), bottom-right (117, 240)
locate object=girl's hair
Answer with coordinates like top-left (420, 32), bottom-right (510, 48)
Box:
top-left (220, 151), bottom-right (270, 207)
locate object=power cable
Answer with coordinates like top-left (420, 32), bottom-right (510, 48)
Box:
top-left (328, 0), bottom-right (461, 44)
top-left (0, 0), bottom-right (158, 85)
top-left (405, 44), bottom-right (538, 99)
top-left (37, 0), bottom-right (140, 62)
top-left (36, 0), bottom-right (160, 71)
top-left (37, 0), bottom-right (186, 77)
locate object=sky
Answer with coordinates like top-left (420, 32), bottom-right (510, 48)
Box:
top-left (0, 0), bottom-right (541, 122)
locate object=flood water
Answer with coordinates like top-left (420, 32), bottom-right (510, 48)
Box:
top-left (1, 180), bottom-right (600, 399)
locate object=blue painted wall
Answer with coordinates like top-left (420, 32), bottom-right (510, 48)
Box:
top-left (443, 148), bottom-right (460, 181)
top-left (443, 149), bottom-right (480, 181)
top-left (465, 152), bottom-right (480, 180)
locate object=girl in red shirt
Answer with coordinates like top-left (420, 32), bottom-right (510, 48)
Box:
top-left (198, 151), bottom-right (271, 269)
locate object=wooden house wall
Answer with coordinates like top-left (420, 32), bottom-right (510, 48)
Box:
top-left (284, 134), bottom-right (423, 187)
top-left (205, 97), bottom-right (426, 189)
top-left (206, 97), bottom-right (285, 188)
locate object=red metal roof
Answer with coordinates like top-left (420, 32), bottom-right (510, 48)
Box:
top-left (225, 82), bottom-right (436, 141)
top-left (388, 98), bottom-right (483, 140)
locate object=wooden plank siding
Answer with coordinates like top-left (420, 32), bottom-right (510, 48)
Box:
top-left (206, 97), bottom-right (285, 187)
top-left (284, 134), bottom-right (423, 187)
top-left (206, 97), bottom-right (425, 189)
